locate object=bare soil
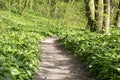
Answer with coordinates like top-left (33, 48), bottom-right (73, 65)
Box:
top-left (33, 37), bottom-right (96, 80)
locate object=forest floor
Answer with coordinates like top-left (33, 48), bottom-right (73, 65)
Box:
top-left (33, 37), bottom-right (96, 80)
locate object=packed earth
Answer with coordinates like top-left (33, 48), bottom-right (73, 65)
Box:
top-left (34, 37), bottom-right (96, 80)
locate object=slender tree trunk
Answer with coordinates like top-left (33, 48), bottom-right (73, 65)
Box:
top-left (47, 0), bottom-right (51, 16)
top-left (71, 0), bottom-right (75, 4)
top-left (54, 3), bottom-right (58, 18)
top-left (88, 0), bottom-right (95, 31)
top-left (103, 0), bottom-right (110, 34)
top-left (115, 2), bottom-right (120, 27)
top-left (30, 0), bottom-right (33, 10)
top-left (95, 0), bottom-right (104, 33)
top-left (116, 15), bottom-right (120, 27)
top-left (84, 0), bottom-right (95, 31)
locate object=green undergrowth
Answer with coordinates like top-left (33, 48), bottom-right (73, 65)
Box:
top-left (1, 9), bottom-right (120, 80)
top-left (59, 28), bottom-right (120, 80)
top-left (0, 10), bottom-right (68, 80)
top-left (0, 10), bottom-right (44, 80)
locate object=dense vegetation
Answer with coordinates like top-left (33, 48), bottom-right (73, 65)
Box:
top-left (0, 10), bottom-right (64, 80)
top-left (0, 11), bottom-right (36, 80)
top-left (60, 28), bottom-right (120, 80)
top-left (0, 0), bottom-right (120, 80)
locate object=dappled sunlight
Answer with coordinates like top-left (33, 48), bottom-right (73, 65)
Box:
top-left (34, 37), bottom-right (96, 80)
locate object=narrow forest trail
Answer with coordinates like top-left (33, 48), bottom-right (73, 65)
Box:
top-left (33, 37), bottom-right (96, 80)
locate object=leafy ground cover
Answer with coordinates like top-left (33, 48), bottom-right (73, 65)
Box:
top-left (59, 28), bottom-right (120, 80)
top-left (1, 9), bottom-right (120, 80)
top-left (0, 10), bottom-right (65, 80)
top-left (0, 10), bottom-right (43, 80)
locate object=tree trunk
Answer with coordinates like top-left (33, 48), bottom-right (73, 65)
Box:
top-left (115, 2), bottom-right (120, 27)
top-left (71, 0), bottom-right (75, 4)
top-left (47, 0), bottom-right (51, 16)
top-left (88, 0), bottom-right (95, 31)
top-left (95, 0), bottom-right (104, 33)
top-left (84, 0), bottom-right (95, 31)
top-left (54, 3), bottom-right (58, 18)
top-left (103, 0), bottom-right (110, 34)
top-left (116, 15), bottom-right (120, 27)
top-left (30, 0), bottom-right (33, 10)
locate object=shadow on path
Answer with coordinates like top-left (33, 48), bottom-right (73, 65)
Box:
top-left (33, 37), bottom-right (96, 80)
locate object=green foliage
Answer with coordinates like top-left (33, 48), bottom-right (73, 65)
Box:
top-left (114, 0), bottom-right (120, 3)
top-left (0, 0), bottom-right (86, 26)
top-left (1, 0), bottom-right (120, 80)
top-left (0, 10), bottom-right (41, 80)
top-left (59, 28), bottom-right (120, 80)
top-left (0, 10), bottom-right (65, 80)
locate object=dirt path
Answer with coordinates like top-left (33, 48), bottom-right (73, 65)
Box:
top-left (33, 37), bottom-right (96, 80)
